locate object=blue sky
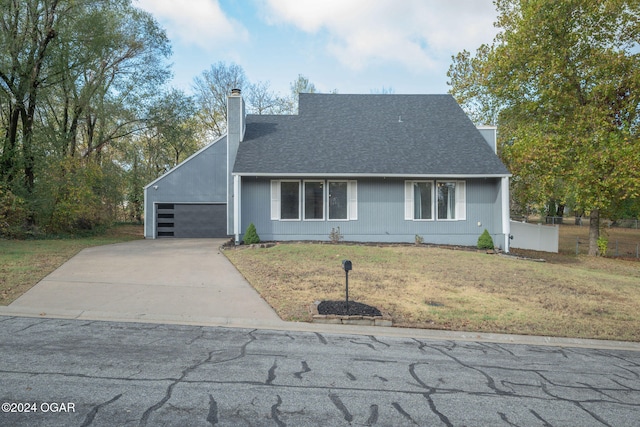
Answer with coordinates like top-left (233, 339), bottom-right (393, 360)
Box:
top-left (136, 0), bottom-right (499, 97)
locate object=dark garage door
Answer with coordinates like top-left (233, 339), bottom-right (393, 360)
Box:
top-left (156, 203), bottom-right (228, 238)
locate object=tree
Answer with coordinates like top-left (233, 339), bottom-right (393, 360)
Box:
top-left (0, 0), bottom-right (171, 233)
top-left (286, 74), bottom-right (317, 114)
top-left (0, 0), bottom-right (61, 192)
top-left (448, 0), bottom-right (640, 256)
top-left (245, 80), bottom-right (289, 115)
top-left (147, 89), bottom-right (199, 167)
top-left (192, 62), bottom-right (247, 138)
top-left (370, 86), bottom-right (395, 94)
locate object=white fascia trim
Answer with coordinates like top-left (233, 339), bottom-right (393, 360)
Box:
top-left (233, 172), bottom-right (511, 178)
top-left (144, 134), bottom-right (227, 189)
top-left (233, 175), bottom-right (241, 242)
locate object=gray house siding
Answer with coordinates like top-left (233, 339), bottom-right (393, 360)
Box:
top-left (238, 177), bottom-right (506, 247)
top-left (144, 137), bottom-right (228, 238)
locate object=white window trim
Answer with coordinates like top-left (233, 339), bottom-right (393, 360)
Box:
top-left (270, 180), bottom-right (280, 220)
top-left (327, 179), bottom-right (350, 222)
top-left (348, 180), bottom-right (358, 220)
top-left (436, 180), bottom-right (466, 221)
top-left (406, 180), bottom-right (466, 221)
top-left (303, 180), bottom-right (325, 221)
top-left (404, 180), bottom-right (434, 221)
top-left (271, 179), bottom-right (357, 222)
top-left (272, 179), bottom-right (301, 221)
top-left (456, 180), bottom-right (466, 221)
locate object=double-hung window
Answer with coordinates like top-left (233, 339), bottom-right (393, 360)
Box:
top-left (437, 181), bottom-right (465, 220)
top-left (405, 180), bottom-right (465, 221)
top-left (270, 180), bottom-right (300, 220)
top-left (304, 181), bottom-right (324, 220)
top-left (272, 180), bottom-right (357, 221)
top-left (404, 181), bottom-right (433, 220)
top-left (328, 181), bottom-right (348, 220)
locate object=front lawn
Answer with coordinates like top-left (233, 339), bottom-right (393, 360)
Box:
top-left (224, 242), bottom-right (640, 341)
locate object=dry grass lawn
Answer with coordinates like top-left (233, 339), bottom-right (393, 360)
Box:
top-left (224, 227), bottom-right (640, 342)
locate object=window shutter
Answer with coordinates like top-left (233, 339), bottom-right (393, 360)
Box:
top-left (404, 181), bottom-right (413, 220)
top-left (270, 180), bottom-right (280, 220)
top-left (348, 180), bottom-right (358, 220)
top-left (456, 180), bottom-right (466, 220)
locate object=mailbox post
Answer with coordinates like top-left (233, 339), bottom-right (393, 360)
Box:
top-left (342, 260), bottom-right (352, 313)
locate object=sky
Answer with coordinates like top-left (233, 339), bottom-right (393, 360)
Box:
top-left (135, 0), bottom-right (500, 97)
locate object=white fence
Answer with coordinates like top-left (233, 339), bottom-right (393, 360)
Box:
top-left (510, 221), bottom-right (559, 253)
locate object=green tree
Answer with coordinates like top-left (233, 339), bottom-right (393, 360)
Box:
top-left (0, 0), bottom-right (62, 192)
top-left (147, 89), bottom-right (199, 167)
top-left (448, 0), bottom-right (640, 256)
top-left (1, 0), bottom-right (171, 233)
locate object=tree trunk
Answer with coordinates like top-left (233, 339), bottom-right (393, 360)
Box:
top-left (588, 209), bottom-right (600, 256)
top-left (1, 107), bottom-right (20, 181)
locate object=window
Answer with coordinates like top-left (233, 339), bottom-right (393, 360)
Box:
top-left (304, 181), bottom-right (324, 220)
top-left (280, 181), bottom-right (300, 220)
top-left (406, 181), bottom-right (433, 220)
top-left (405, 180), bottom-right (465, 221)
top-left (329, 181), bottom-right (348, 220)
top-left (271, 180), bottom-right (357, 221)
top-left (437, 182), bottom-right (456, 219)
top-left (437, 181), bottom-right (466, 220)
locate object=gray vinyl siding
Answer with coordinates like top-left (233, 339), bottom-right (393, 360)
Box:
top-left (144, 138), bottom-right (227, 238)
top-left (238, 177), bottom-right (506, 247)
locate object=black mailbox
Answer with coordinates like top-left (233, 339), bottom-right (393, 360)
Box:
top-left (342, 260), bottom-right (352, 271)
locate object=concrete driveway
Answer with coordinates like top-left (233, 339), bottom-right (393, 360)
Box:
top-left (2, 239), bottom-right (284, 327)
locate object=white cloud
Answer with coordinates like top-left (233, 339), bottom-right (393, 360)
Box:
top-left (261, 0), bottom-right (497, 71)
top-left (136, 0), bottom-right (249, 51)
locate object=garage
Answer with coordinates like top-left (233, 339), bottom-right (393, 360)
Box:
top-left (156, 203), bottom-right (228, 238)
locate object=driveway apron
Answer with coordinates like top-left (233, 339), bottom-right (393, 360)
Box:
top-left (4, 239), bottom-right (283, 326)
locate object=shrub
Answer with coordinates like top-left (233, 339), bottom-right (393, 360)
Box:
top-left (244, 222), bottom-right (260, 244)
top-left (329, 226), bottom-right (343, 243)
top-left (415, 234), bottom-right (424, 245)
top-left (477, 229), bottom-right (494, 249)
top-left (0, 183), bottom-right (29, 238)
top-left (597, 236), bottom-right (608, 256)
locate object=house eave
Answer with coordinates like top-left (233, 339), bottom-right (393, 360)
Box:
top-left (233, 172), bottom-right (511, 179)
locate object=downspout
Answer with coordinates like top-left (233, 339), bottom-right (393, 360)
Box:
top-left (501, 176), bottom-right (510, 252)
top-left (234, 175), bottom-right (241, 243)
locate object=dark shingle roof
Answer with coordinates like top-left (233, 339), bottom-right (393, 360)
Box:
top-left (233, 93), bottom-right (509, 176)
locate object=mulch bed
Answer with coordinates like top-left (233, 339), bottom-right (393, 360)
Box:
top-left (317, 300), bottom-right (382, 317)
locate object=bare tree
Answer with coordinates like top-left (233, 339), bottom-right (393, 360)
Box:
top-left (245, 81), bottom-right (289, 115)
top-left (192, 62), bottom-right (246, 137)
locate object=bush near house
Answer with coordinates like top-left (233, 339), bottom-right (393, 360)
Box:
top-left (243, 223), bottom-right (260, 244)
top-left (477, 229), bottom-right (494, 249)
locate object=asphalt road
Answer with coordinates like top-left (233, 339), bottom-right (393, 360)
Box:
top-left (0, 316), bottom-right (638, 427)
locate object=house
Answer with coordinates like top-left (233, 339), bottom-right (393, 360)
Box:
top-left (144, 90), bottom-right (512, 250)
